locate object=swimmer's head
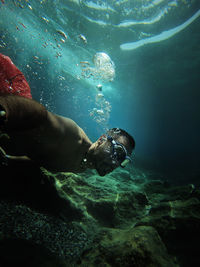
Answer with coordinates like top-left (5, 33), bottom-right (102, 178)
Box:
top-left (89, 128), bottom-right (135, 176)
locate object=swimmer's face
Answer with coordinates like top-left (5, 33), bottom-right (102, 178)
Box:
top-left (93, 135), bottom-right (130, 176)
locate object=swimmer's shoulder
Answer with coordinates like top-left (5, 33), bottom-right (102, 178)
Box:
top-left (46, 112), bottom-right (92, 147)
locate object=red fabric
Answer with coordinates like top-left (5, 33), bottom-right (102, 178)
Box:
top-left (0, 53), bottom-right (32, 99)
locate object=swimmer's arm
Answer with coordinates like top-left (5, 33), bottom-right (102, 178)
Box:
top-left (4, 154), bottom-right (34, 167)
top-left (0, 146), bottom-right (34, 167)
top-left (5, 155), bottom-right (31, 161)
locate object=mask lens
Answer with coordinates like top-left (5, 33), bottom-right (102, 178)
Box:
top-left (114, 145), bottom-right (126, 161)
top-left (107, 135), bottom-right (132, 168)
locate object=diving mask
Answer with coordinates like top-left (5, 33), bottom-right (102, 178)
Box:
top-left (107, 136), bottom-right (132, 168)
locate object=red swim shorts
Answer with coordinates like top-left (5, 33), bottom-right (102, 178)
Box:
top-left (0, 53), bottom-right (32, 99)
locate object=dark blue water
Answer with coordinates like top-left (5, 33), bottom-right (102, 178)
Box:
top-left (0, 0), bottom-right (200, 184)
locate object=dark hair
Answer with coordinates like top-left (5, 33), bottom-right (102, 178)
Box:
top-left (107, 128), bottom-right (135, 151)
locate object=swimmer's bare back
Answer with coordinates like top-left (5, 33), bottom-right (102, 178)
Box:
top-left (0, 94), bottom-right (92, 172)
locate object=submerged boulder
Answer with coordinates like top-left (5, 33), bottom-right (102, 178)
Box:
top-left (77, 226), bottom-right (178, 267)
top-left (0, 155), bottom-right (200, 266)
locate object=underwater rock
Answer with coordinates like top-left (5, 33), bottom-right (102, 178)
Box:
top-left (0, 164), bottom-right (84, 222)
top-left (0, 161), bottom-right (96, 266)
top-left (137, 192), bottom-right (200, 266)
top-left (56, 172), bottom-right (150, 228)
top-left (77, 226), bottom-right (178, 267)
top-left (0, 157), bottom-right (200, 266)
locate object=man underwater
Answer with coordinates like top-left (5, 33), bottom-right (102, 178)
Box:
top-left (0, 54), bottom-right (135, 176)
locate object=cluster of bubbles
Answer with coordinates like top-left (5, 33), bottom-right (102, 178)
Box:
top-left (80, 52), bottom-right (115, 130)
top-left (81, 52), bottom-right (115, 82)
top-left (89, 84), bottom-right (112, 131)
